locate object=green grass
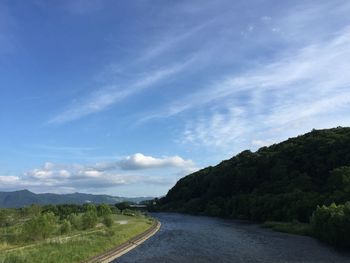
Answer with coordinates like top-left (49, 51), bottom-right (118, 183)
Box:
top-left (0, 214), bottom-right (154, 263)
top-left (263, 221), bottom-right (313, 236)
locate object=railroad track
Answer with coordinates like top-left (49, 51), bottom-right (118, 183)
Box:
top-left (82, 220), bottom-right (161, 263)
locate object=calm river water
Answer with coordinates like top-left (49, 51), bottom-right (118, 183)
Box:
top-left (114, 213), bottom-right (350, 263)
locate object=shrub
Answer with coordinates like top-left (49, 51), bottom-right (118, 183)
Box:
top-left (97, 204), bottom-right (112, 217)
top-left (24, 204), bottom-right (42, 217)
top-left (21, 212), bottom-right (57, 241)
top-left (67, 213), bottom-right (81, 230)
top-left (60, 219), bottom-right (72, 234)
top-left (83, 204), bottom-right (97, 213)
top-left (115, 202), bottom-right (131, 211)
top-left (311, 202), bottom-right (350, 247)
top-left (122, 209), bottom-right (136, 216)
top-left (102, 215), bottom-right (113, 228)
top-left (111, 207), bottom-right (121, 214)
top-left (81, 211), bottom-right (98, 229)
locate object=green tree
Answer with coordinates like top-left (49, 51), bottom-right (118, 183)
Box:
top-left (102, 214), bottom-right (114, 228)
top-left (115, 202), bottom-right (131, 211)
top-left (97, 204), bottom-right (112, 217)
top-left (22, 212), bottom-right (57, 241)
top-left (25, 204), bottom-right (41, 217)
top-left (328, 166), bottom-right (350, 193)
top-left (84, 203), bottom-right (97, 213)
top-left (67, 213), bottom-right (81, 230)
top-left (311, 202), bottom-right (350, 247)
top-left (60, 219), bottom-right (72, 234)
top-left (110, 206), bottom-right (121, 214)
top-left (81, 211), bottom-right (98, 229)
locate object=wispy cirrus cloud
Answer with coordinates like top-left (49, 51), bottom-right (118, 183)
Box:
top-left (49, 62), bottom-right (189, 124)
top-left (130, 1), bottom-right (350, 153)
top-left (138, 19), bottom-right (216, 62)
top-left (179, 26), bottom-right (350, 149)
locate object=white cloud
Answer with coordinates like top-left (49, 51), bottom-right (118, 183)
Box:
top-left (138, 20), bottom-right (215, 62)
top-left (0, 175), bottom-right (21, 185)
top-left (251, 140), bottom-right (273, 148)
top-left (118, 153), bottom-right (195, 170)
top-left (0, 153), bottom-right (198, 193)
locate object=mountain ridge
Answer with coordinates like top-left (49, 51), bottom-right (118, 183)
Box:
top-left (0, 189), bottom-right (152, 208)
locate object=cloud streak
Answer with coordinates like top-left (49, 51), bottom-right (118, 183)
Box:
top-left (49, 62), bottom-right (190, 124)
top-left (179, 26), bottom-right (350, 149)
top-left (116, 1), bottom-right (345, 154)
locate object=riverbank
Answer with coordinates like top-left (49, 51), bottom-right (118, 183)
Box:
top-left (262, 221), bottom-right (313, 236)
top-left (84, 220), bottom-right (160, 263)
top-left (0, 214), bottom-right (154, 263)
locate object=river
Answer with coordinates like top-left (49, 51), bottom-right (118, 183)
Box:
top-left (114, 213), bottom-right (350, 263)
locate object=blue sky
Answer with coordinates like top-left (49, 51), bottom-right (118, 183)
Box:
top-left (1, 0), bottom-right (350, 196)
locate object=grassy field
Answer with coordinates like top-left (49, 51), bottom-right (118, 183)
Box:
top-left (262, 221), bottom-right (313, 236)
top-left (0, 213), bottom-right (154, 263)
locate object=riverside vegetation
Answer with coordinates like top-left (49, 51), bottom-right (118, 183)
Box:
top-left (152, 127), bottom-right (350, 248)
top-left (0, 203), bottom-right (154, 263)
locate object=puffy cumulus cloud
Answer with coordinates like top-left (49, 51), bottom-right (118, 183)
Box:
top-left (0, 175), bottom-right (43, 192)
top-left (117, 153), bottom-right (195, 170)
top-left (23, 162), bottom-right (137, 188)
top-left (26, 162), bottom-right (70, 180)
top-left (0, 153), bottom-right (198, 193)
top-left (0, 175), bottom-right (21, 185)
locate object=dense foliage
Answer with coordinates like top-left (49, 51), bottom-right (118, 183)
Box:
top-left (311, 202), bottom-right (350, 247)
top-left (155, 127), bottom-right (350, 246)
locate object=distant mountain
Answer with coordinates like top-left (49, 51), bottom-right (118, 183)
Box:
top-left (156, 127), bottom-right (350, 223)
top-left (0, 189), bottom-right (152, 208)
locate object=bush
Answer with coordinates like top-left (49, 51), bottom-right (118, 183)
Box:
top-left (111, 207), bottom-right (121, 214)
top-left (311, 202), bottom-right (350, 247)
top-left (97, 204), bottom-right (112, 217)
top-left (83, 204), bottom-right (97, 213)
top-left (24, 204), bottom-right (41, 217)
top-left (115, 202), bottom-right (131, 211)
top-left (21, 212), bottom-right (57, 241)
top-left (81, 211), bottom-right (98, 230)
top-left (60, 219), bottom-right (72, 234)
top-left (122, 209), bottom-right (136, 216)
top-left (102, 215), bottom-right (113, 228)
top-left (67, 213), bottom-right (81, 230)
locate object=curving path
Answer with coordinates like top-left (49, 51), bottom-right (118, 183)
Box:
top-left (114, 213), bottom-right (350, 263)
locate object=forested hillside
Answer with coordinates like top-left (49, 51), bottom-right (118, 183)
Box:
top-left (155, 127), bottom-right (350, 247)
